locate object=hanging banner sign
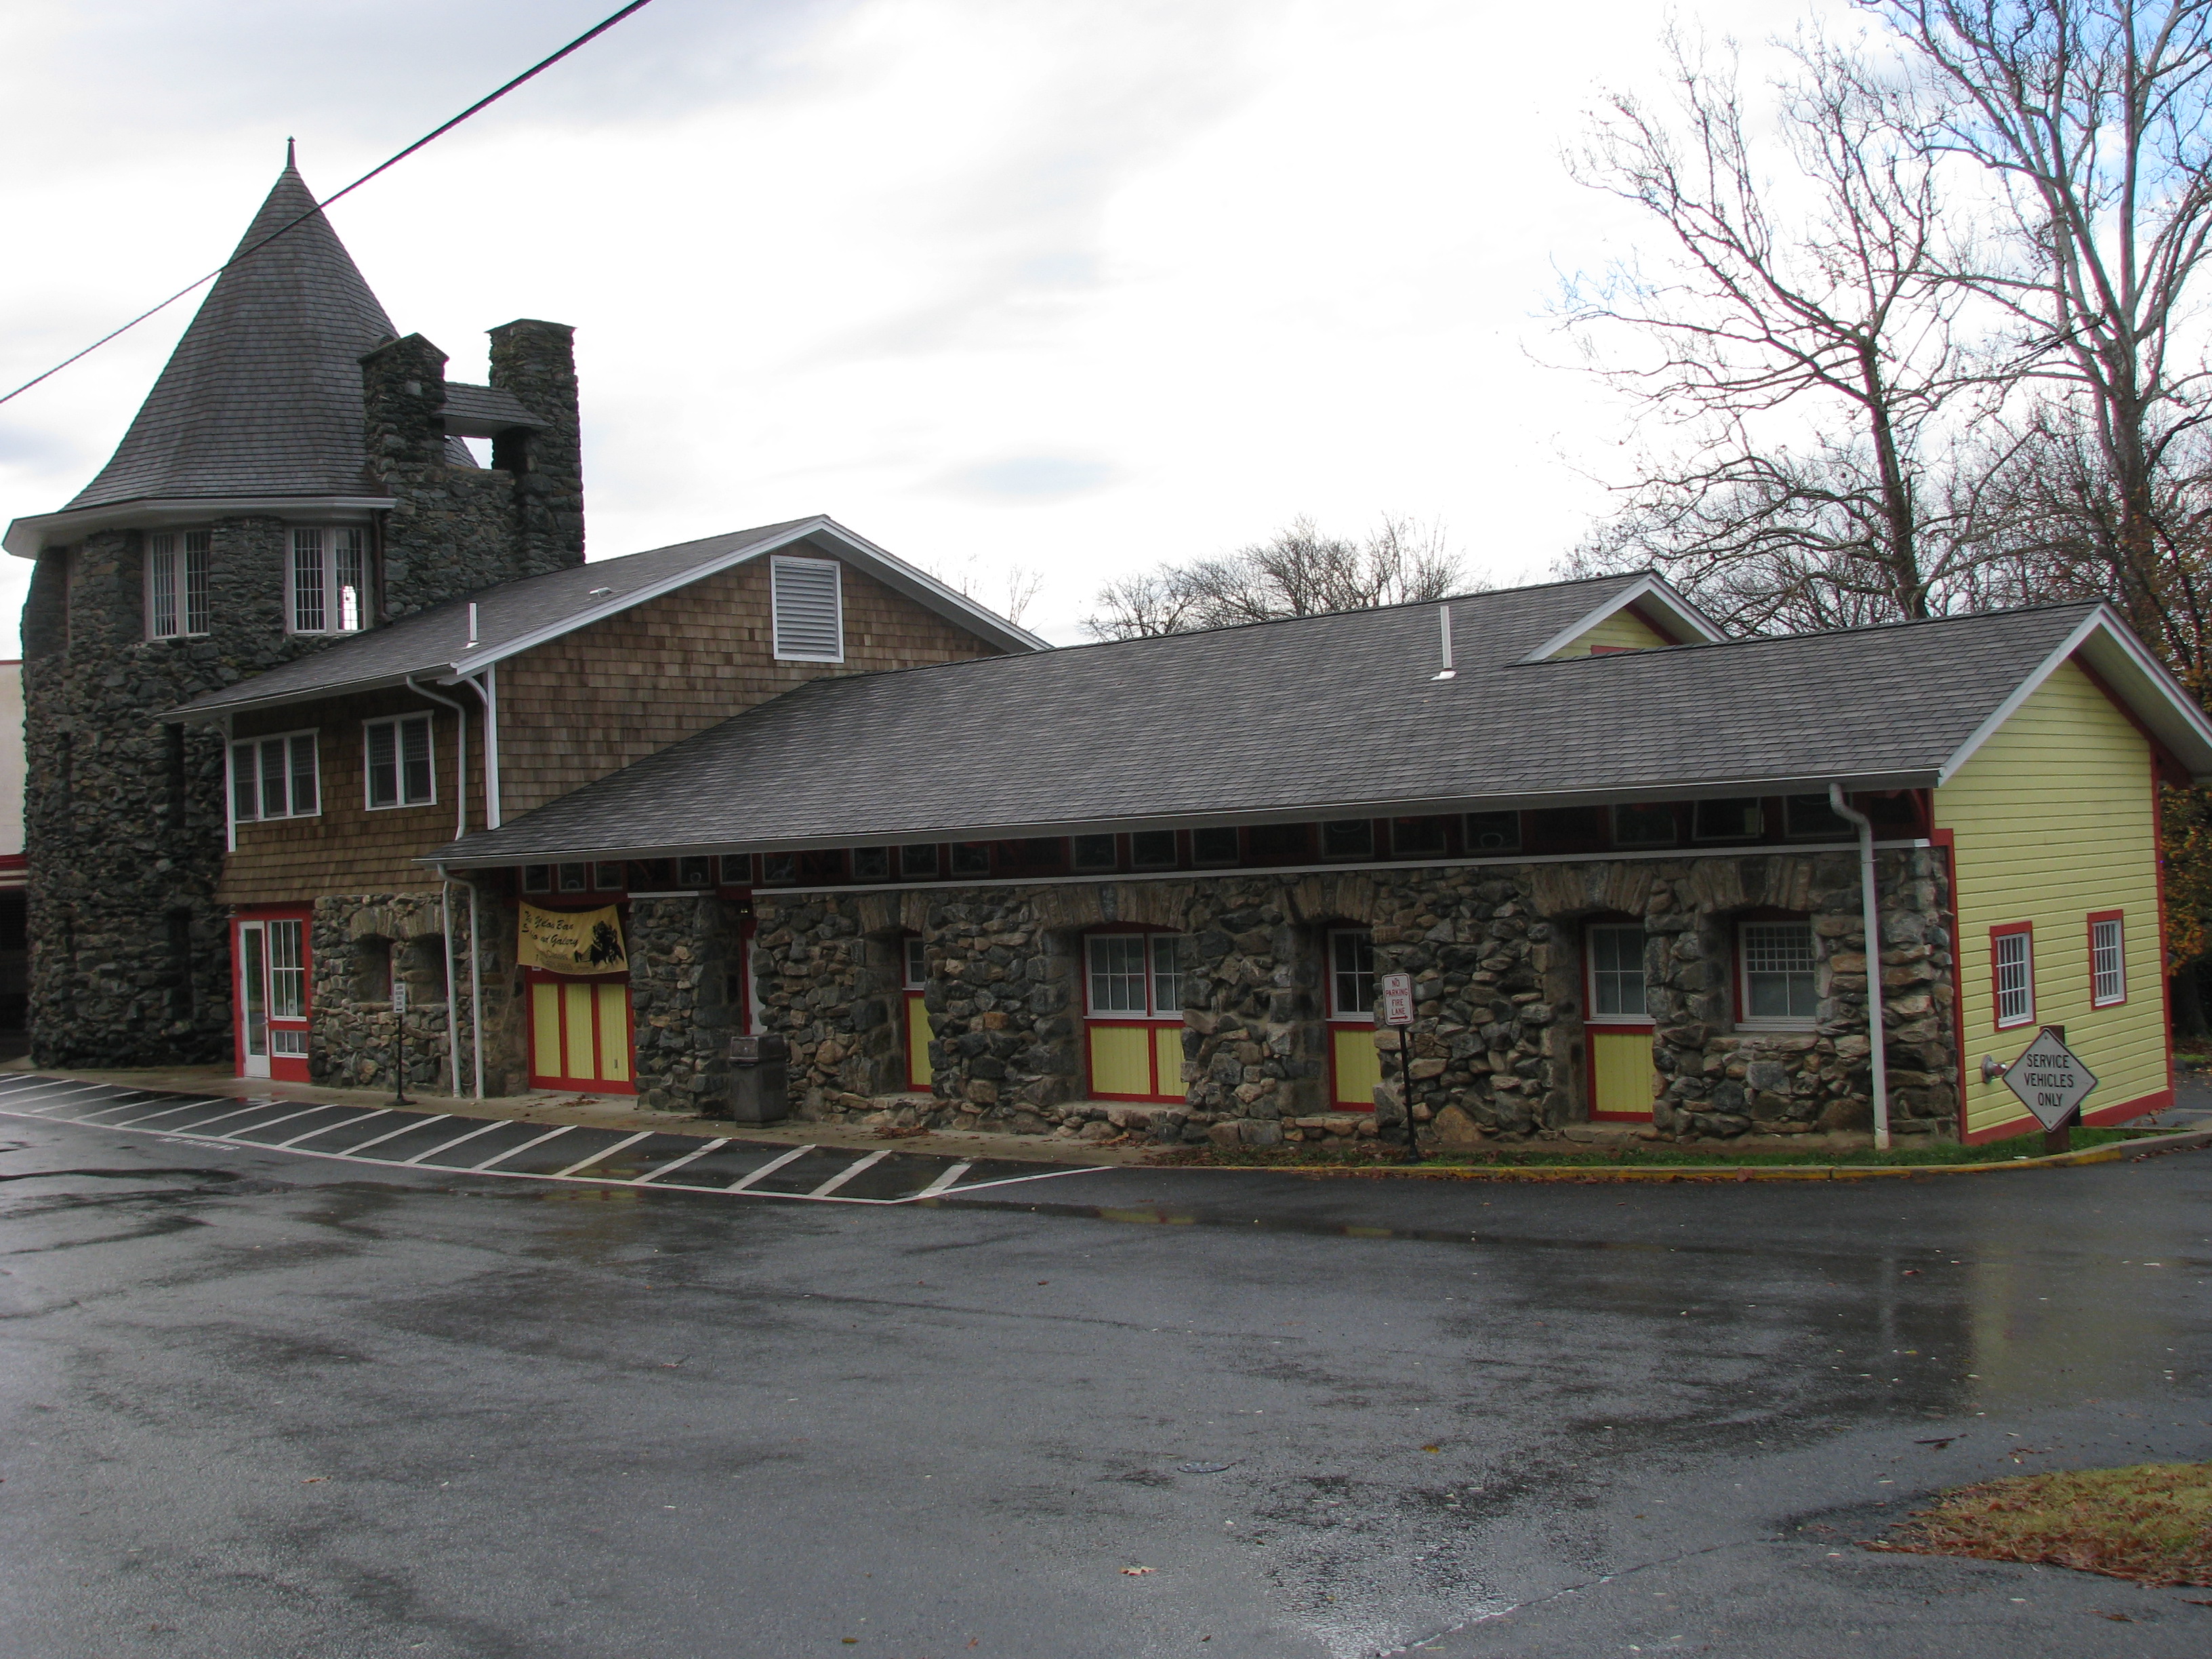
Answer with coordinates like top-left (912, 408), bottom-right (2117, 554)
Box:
top-left (518, 903), bottom-right (628, 975)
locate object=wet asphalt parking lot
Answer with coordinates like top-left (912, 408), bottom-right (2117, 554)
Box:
top-left (3, 1080), bottom-right (2211, 1658)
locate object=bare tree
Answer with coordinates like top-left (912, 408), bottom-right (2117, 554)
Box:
top-left (923, 554), bottom-right (1045, 628)
top-left (1867, 0), bottom-right (2212, 683)
top-left (1081, 516), bottom-right (1468, 640)
top-left (1559, 30), bottom-right (1999, 632)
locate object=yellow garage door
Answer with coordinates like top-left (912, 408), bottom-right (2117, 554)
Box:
top-left (529, 976), bottom-right (634, 1093)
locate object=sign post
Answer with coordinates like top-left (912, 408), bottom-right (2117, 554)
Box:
top-left (2001, 1023), bottom-right (2095, 1154)
top-left (390, 969), bottom-right (411, 1106)
top-left (1378, 972), bottom-right (1418, 1161)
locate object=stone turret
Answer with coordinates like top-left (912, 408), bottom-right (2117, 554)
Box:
top-left (3, 155), bottom-right (584, 1065)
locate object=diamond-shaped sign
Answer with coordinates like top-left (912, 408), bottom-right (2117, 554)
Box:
top-left (2003, 1027), bottom-right (2099, 1130)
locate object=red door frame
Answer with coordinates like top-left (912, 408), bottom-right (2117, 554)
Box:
top-left (524, 968), bottom-right (637, 1094)
top-left (232, 907), bottom-right (313, 1083)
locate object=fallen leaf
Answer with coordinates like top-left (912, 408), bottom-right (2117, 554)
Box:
top-left (1422, 1445), bottom-right (1441, 1454)
top-left (1122, 1566), bottom-right (1156, 1576)
top-left (2097, 1612), bottom-right (2133, 1622)
top-left (302, 1477), bottom-right (327, 1484)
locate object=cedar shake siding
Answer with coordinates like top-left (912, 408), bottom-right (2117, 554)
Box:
top-left (220, 688), bottom-right (483, 905)
top-left (497, 554), bottom-right (1004, 818)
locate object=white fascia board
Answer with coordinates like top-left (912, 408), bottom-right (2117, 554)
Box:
top-left (418, 771), bottom-right (1941, 868)
top-left (1936, 607), bottom-right (2212, 784)
top-left (1516, 574), bottom-right (1726, 663)
top-left (5, 495), bottom-right (391, 557)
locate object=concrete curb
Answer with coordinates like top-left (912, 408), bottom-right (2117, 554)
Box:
top-left (1166, 1125), bottom-right (2212, 1183)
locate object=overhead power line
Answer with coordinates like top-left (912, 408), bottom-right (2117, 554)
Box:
top-left (0, 0), bottom-right (661, 411)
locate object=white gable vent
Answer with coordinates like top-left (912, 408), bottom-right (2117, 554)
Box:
top-left (771, 555), bottom-right (844, 662)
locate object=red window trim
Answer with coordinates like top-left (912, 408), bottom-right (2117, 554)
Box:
top-left (1990, 921), bottom-right (2035, 1031)
top-left (2087, 909), bottom-right (2127, 1008)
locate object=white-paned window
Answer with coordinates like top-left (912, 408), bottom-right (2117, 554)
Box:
top-left (1084, 933), bottom-right (1188, 1018)
top-left (1993, 926), bottom-right (2034, 1028)
top-left (1587, 924), bottom-right (1648, 1019)
top-left (268, 920), bottom-right (306, 1019)
top-left (230, 733), bottom-right (319, 823)
top-left (146, 530), bottom-right (211, 639)
top-left (289, 527), bottom-right (369, 634)
top-left (1329, 928), bottom-right (1376, 1020)
top-left (364, 714), bottom-right (435, 809)
top-left (2090, 914), bottom-right (2126, 1007)
top-left (770, 555), bottom-right (844, 662)
top-left (1741, 920), bottom-right (1818, 1026)
top-left (904, 935), bottom-right (927, 989)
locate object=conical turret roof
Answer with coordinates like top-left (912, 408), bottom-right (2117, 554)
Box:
top-left (64, 159), bottom-right (397, 510)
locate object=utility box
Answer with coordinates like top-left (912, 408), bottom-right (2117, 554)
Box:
top-left (726, 1033), bottom-right (790, 1125)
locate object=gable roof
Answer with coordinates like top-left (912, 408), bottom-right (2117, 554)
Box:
top-left (428, 577), bottom-right (2198, 869)
top-left (1519, 572), bottom-right (1725, 659)
top-left (163, 514), bottom-right (1047, 721)
top-left (64, 161), bottom-right (395, 516)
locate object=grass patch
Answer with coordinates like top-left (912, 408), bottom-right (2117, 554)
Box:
top-left (1147, 1125), bottom-right (2160, 1170)
top-left (1868, 1463), bottom-right (2212, 1586)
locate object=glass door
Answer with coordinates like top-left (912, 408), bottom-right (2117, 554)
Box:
top-left (236, 916), bottom-right (310, 1082)
top-left (239, 922), bottom-right (269, 1078)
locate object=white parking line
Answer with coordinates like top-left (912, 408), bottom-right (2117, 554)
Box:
top-left (276, 1109), bottom-right (390, 1148)
top-left (66, 1093), bottom-right (168, 1121)
top-left (101, 1099), bottom-right (225, 1129)
top-left (9, 1082), bottom-right (132, 1114)
top-left (150, 1097), bottom-right (297, 1134)
top-left (727, 1143), bottom-right (815, 1191)
top-left (636, 1137), bottom-right (727, 1183)
top-left (337, 1113), bottom-right (453, 1155)
top-left (211, 1104), bottom-right (343, 1142)
top-left (400, 1120), bottom-right (511, 1166)
top-left (552, 1130), bottom-right (653, 1179)
top-left (913, 1161), bottom-right (973, 1197)
top-left (807, 1150), bottom-right (888, 1197)
top-left (468, 1124), bottom-right (576, 1172)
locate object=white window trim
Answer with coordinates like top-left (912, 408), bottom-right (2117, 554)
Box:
top-left (1993, 926), bottom-right (2035, 1029)
top-left (144, 529), bottom-right (211, 640)
top-left (2090, 914), bottom-right (2127, 1008)
top-left (1327, 927), bottom-right (1376, 1023)
top-left (1586, 922), bottom-right (1651, 1025)
top-left (769, 554), bottom-right (844, 663)
top-left (287, 525), bottom-right (371, 636)
top-left (1084, 931), bottom-right (1186, 1019)
top-left (228, 729), bottom-right (322, 825)
top-left (361, 713), bottom-right (438, 811)
top-left (1737, 918), bottom-right (1820, 1032)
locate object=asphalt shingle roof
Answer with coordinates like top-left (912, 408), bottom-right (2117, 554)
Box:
top-left (433, 579), bottom-right (2103, 866)
top-left (66, 163), bottom-right (397, 510)
top-left (170, 519), bottom-right (820, 717)
top-left (441, 383), bottom-right (543, 434)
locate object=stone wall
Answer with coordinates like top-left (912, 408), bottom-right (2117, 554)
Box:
top-left (308, 894), bottom-right (454, 1094)
top-left (745, 851), bottom-right (1959, 1143)
top-left (627, 895), bottom-right (752, 1114)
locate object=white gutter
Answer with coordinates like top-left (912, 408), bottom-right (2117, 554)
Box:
top-left (405, 677), bottom-right (470, 841)
top-left (1828, 783), bottom-right (1890, 1151)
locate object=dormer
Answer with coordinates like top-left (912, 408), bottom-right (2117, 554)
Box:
top-left (1520, 573), bottom-right (1725, 661)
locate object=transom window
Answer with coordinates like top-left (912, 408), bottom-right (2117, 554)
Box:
top-left (289, 527), bottom-right (369, 634)
top-left (2090, 913), bottom-right (2125, 1007)
top-left (146, 529), bottom-right (211, 638)
top-left (1993, 925), bottom-right (2034, 1028)
top-left (1086, 933), bottom-right (1187, 1018)
top-left (363, 714), bottom-right (434, 809)
top-left (1587, 924), bottom-right (1648, 1019)
top-left (1741, 920), bottom-right (1818, 1026)
top-left (230, 732), bottom-right (319, 823)
top-left (1329, 928), bottom-right (1375, 1020)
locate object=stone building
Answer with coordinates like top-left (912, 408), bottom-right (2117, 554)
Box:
top-left (427, 575), bottom-right (2211, 1148)
top-left (4, 156), bottom-right (583, 1066)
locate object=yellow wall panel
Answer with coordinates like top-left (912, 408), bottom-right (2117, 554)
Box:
top-left (1549, 608), bottom-right (1672, 658)
top-left (1935, 659), bottom-right (2169, 1136)
top-left (1333, 1025), bottom-right (1382, 1107)
top-left (1591, 1030), bottom-right (1658, 1117)
top-left (596, 983), bottom-right (630, 1082)
top-left (1154, 1027), bottom-right (1184, 1100)
top-left (906, 993), bottom-right (934, 1087)
top-left (1089, 1025), bottom-right (1153, 1097)
top-left (563, 983), bottom-right (595, 1082)
top-left (531, 983), bottom-right (560, 1080)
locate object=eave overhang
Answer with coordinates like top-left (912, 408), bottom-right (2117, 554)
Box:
top-left (6, 494), bottom-right (392, 558)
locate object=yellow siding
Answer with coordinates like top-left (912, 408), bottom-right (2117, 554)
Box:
top-left (1089, 1025), bottom-right (1153, 1097)
top-left (1333, 1026), bottom-right (1382, 1107)
top-left (905, 993), bottom-right (934, 1088)
top-left (1550, 607), bottom-right (1672, 657)
top-left (1155, 1027), bottom-right (1184, 1099)
top-left (1935, 659), bottom-right (2169, 1137)
top-left (596, 984), bottom-right (630, 1083)
top-left (1590, 1030), bottom-right (1658, 1117)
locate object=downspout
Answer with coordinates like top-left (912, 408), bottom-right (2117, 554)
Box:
top-left (464, 666), bottom-right (502, 829)
top-left (410, 678), bottom-right (472, 1098)
top-left (1828, 783), bottom-right (1891, 1151)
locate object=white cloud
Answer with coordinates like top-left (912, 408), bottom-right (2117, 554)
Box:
top-left (0, 0), bottom-right (1843, 651)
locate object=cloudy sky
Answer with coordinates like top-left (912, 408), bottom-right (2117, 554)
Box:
top-left (0, 0), bottom-right (1843, 651)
